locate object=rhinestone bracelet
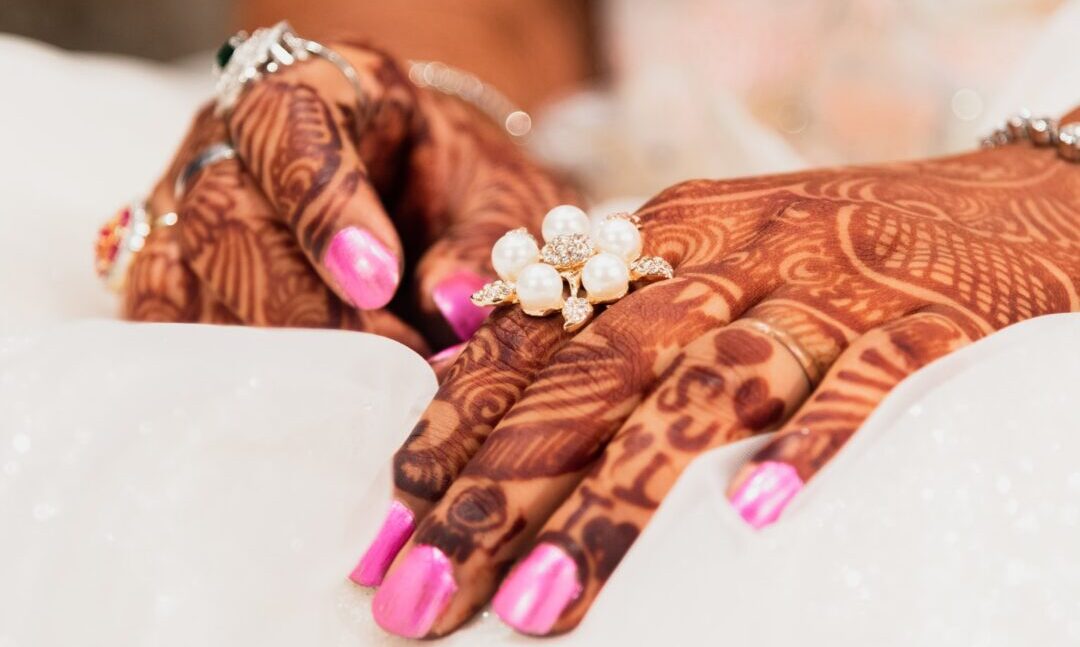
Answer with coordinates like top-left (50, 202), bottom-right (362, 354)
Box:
top-left (981, 111), bottom-right (1080, 162)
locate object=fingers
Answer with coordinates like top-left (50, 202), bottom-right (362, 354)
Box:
top-left (123, 224), bottom-right (238, 325)
top-left (492, 323), bottom-right (812, 634)
top-left (227, 77), bottom-right (405, 311)
top-left (415, 194), bottom-right (544, 348)
top-left (369, 274), bottom-right (749, 637)
top-left (426, 341), bottom-right (467, 382)
top-left (349, 310), bottom-right (569, 591)
top-left (411, 95), bottom-right (579, 346)
top-left (727, 311), bottom-right (973, 528)
top-left (177, 147), bottom-right (427, 350)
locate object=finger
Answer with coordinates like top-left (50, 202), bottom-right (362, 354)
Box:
top-left (413, 98), bottom-right (579, 346)
top-left (353, 178), bottom-right (778, 615)
top-left (370, 272), bottom-right (758, 638)
top-left (123, 222), bottom-right (239, 325)
top-left (727, 311), bottom-right (973, 528)
top-left (177, 146), bottom-right (429, 351)
top-left (491, 323), bottom-right (811, 635)
top-left (227, 76), bottom-right (405, 311)
top-left (348, 310), bottom-right (569, 589)
top-left (358, 175), bottom-right (775, 541)
top-left (426, 341), bottom-right (467, 383)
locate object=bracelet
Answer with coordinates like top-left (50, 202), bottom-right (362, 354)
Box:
top-left (408, 60), bottom-right (532, 138)
top-left (981, 112), bottom-right (1080, 162)
top-left (212, 22), bottom-right (531, 139)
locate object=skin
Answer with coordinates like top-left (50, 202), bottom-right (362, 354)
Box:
top-left (119, 40), bottom-right (1080, 636)
top-left (124, 43), bottom-right (578, 353)
top-left (378, 110), bottom-right (1080, 636)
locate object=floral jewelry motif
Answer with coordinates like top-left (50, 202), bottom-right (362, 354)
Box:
top-left (471, 205), bottom-right (674, 331)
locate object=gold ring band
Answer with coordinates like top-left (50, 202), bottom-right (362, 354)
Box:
top-left (735, 317), bottom-right (823, 385)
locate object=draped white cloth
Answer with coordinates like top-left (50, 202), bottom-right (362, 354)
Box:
top-left (1, 8), bottom-right (1079, 642)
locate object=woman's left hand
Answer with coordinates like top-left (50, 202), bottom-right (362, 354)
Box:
top-left (351, 109), bottom-right (1080, 638)
top-left (116, 43), bottom-right (578, 355)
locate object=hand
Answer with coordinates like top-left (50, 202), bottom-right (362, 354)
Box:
top-left (123, 43), bottom-right (577, 354)
top-left (351, 112), bottom-right (1080, 637)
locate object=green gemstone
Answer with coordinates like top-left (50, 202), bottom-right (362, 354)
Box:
top-left (215, 41), bottom-right (235, 69)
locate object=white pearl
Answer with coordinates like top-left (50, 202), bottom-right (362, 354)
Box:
top-left (582, 252), bottom-right (630, 302)
top-left (515, 262), bottom-right (565, 314)
top-left (594, 218), bottom-right (642, 262)
top-left (541, 205), bottom-right (590, 242)
top-left (491, 230), bottom-right (539, 281)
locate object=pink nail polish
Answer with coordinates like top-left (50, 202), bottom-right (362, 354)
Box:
top-left (325, 227), bottom-right (400, 309)
top-left (349, 501), bottom-right (415, 587)
top-left (427, 341), bottom-right (467, 365)
top-left (431, 270), bottom-right (492, 341)
top-left (371, 545), bottom-right (457, 638)
top-left (493, 543), bottom-right (582, 636)
top-left (729, 461), bottom-right (804, 529)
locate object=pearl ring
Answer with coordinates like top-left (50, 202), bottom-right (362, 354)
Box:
top-left (471, 205), bottom-right (674, 331)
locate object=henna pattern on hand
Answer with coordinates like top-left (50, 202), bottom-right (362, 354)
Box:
top-left (126, 44), bottom-right (577, 352)
top-left (386, 141), bottom-right (1078, 638)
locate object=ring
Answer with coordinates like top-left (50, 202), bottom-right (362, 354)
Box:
top-left (213, 20), bottom-right (365, 115)
top-left (175, 142), bottom-right (237, 198)
top-left (735, 318), bottom-right (823, 385)
top-left (470, 205), bottom-right (674, 332)
top-left (94, 200), bottom-right (176, 293)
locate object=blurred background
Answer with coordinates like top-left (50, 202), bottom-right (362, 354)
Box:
top-left (0, 0), bottom-right (1074, 200)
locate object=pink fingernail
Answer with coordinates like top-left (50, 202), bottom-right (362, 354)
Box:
top-left (431, 270), bottom-right (492, 341)
top-left (493, 543), bottom-right (582, 636)
top-left (349, 500), bottom-right (415, 587)
top-left (427, 341), bottom-right (467, 366)
top-left (729, 461), bottom-right (804, 529)
top-left (371, 545), bottom-right (457, 638)
top-left (325, 227), bottom-right (400, 309)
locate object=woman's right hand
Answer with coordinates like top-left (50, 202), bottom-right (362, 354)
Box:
top-left (123, 42), bottom-right (578, 354)
top-left (353, 117), bottom-right (1080, 638)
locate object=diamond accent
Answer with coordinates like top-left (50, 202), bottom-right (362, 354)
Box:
top-left (215, 21), bottom-right (306, 113)
top-left (630, 256), bottom-right (674, 281)
top-left (603, 211), bottom-right (642, 228)
top-left (540, 234), bottom-right (595, 269)
top-left (561, 297), bottom-right (593, 331)
top-left (471, 280), bottom-right (516, 307)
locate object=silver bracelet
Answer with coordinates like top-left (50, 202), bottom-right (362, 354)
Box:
top-left (981, 111), bottom-right (1080, 162)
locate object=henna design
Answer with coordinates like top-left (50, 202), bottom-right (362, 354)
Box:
top-left (580, 517), bottom-right (639, 582)
top-left (393, 311), bottom-right (567, 506)
top-left (133, 42), bottom-right (1080, 639)
top-left (127, 43), bottom-right (577, 353)
top-left (753, 313), bottom-right (972, 480)
top-left (415, 482), bottom-right (524, 563)
top-left (371, 140), bottom-right (1078, 637)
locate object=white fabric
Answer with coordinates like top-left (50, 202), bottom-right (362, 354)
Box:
top-left (1, 25), bottom-right (1078, 647)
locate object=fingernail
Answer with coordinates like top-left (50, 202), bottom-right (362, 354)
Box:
top-left (431, 269), bottom-right (492, 340)
top-left (371, 545), bottom-right (457, 638)
top-left (349, 500), bottom-right (415, 587)
top-left (427, 341), bottom-right (467, 366)
top-left (493, 543), bottom-right (582, 636)
top-left (729, 460), bottom-right (804, 529)
top-left (325, 227), bottom-right (400, 309)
